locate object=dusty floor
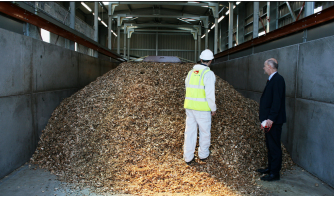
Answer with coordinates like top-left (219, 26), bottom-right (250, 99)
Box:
top-left (0, 163), bottom-right (333, 196)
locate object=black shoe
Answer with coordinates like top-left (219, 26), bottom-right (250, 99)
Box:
top-left (200, 151), bottom-right (211, 161)
top-left (257, 168), bottom-right (270, 174)
top-left (260, 174), bottom-right (280, 181)
top-left (186, 158), bottom-right (195, 165)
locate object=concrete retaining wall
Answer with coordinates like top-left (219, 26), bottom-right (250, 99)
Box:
top-left (0, 27), bottom-right (120, 179)
top-left (211, 27), bottom-right (334, 187)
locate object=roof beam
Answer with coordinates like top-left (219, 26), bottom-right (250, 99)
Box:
top-left (127, 4), bottom-right (132, 13)
top-left (108, 2), bottom-right (209, 7)
top-left (286, 2), bottom-right (297, 21)
top-left (112, 7), bottom-right (201, 17)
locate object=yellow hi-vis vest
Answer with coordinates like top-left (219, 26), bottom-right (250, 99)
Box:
top-left (184, 67), bottom-right (211, 111)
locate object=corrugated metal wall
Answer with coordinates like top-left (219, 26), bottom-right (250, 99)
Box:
top-left (114, 32), bottom-right (206, 62)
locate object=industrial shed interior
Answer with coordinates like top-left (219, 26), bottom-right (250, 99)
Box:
top-left (0, 1), bottom-right (333, 196)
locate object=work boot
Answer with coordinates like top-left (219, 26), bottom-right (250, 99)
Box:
top-left (260, 173), bottom-right (280, 181)
top-left (185, 158), bottom-right (195, 165)
top-left (257, 168), bottom-right (270, 174)
top-left (200, 150), bottom-right (211, 162)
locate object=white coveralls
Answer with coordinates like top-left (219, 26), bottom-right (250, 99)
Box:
top-left (184, 64), bottom-right (216, 162)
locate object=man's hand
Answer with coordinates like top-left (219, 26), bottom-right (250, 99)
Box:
top-left (266, 119), bottom-right (273, 128)
top-left (211, 111), bottom-right (216, 116)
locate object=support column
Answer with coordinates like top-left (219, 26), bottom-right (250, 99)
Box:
top-left (253, 2), bottom-right (259, 39)
top-left (108, 3), bottom-right (112, 50)
top-left (94, 2), bottom-right (98, 57)
top-left (305, 2), bottom-right (315, 17)
top-left (236, 14), bottom-right (239, 46)
top-left (198, 34), bottom-right (201, 60)
top-left (214, 16), bottom-right (218, 54)
top-left (117, 17), bottom-right (120, 54)
top-left (228, 2), bottom-right (233, 49)
top-left (194, 38), bottom-right (197, 63)
top-left (213, 3), bottom-right (219, 54)
top-left (267, 2), bottom-right (270, 32)
top-left (117, 27), bottom-right (120, 54)
top-left (128, 37), bottom-right (130, 60)
top-left (124, 28), bottom-right (126, 59)
top-left (156, 31), bottom-right (158, 56)
top-left (204, 20), bottom-right (208, 49)
top-left (69, 2), bottom-right (75, 51)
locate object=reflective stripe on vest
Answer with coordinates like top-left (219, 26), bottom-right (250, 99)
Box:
top-left (184, 67), bottom-right (211, 111)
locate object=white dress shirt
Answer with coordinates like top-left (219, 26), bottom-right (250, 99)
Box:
top-left (269, 71), bottom-right (277, 81)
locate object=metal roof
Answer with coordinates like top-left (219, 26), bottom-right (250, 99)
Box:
top-left (78, 1), bottom-right (232, 27)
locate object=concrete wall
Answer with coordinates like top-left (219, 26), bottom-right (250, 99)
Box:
top-left (211, 23), bottom-right (334, 187)
top-left (0, 27), bottom-right (120, 179)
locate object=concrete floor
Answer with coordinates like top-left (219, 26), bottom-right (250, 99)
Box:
top-left (0, 163), bottom-right (333, 196)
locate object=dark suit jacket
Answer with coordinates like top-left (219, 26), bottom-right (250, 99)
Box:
top-left (259, 72), bottom-right (286, 124)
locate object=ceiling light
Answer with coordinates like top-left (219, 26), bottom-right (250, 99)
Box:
top-left (101, 21), bottom-right (107, 27)
top-left (126, 16), bottom-right (133, 18)
top-left (98, 17), bottom-right (101, 21)
top-left (236, 2), bottom-right (241, 5)
top-left (218, 15), bottom-right (224, 22)
top-left (314, 6), bottom-right (322, 13)
top-left (177, 18), bottom-right (192, 24)
top-left (111, 30), bottom-right (117, 37)
top-left (258, 31), bottom-right (266, 36)
top-left (202, 6), bottom-right (208, 7)
top-left (208, 29), bottom-right (210, 33)
top-left (81, 2), bottom-right (92, 12)
top-left (233, 5), bottom-right (236, 9)
top-left (211, 24), bottom-right (215, 29)
top-left (225, 10), bottom-right (229, 15)
top-left (201, 34), bottom-right (206, 38)
top-left (103, 2), bottom-right (109, 5)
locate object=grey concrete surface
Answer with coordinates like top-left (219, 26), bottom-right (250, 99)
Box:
top-left (254, 31), bottom-right (304, 54)
top-left (256, 166), bottom-right (334, 196)
top-left (211, 61), bottom-right (226, 80)
top-left (78, 54), bottom-right (101, 87)
top-left (0, 163), bottom-right (332, 196)
top-left (0, 27), bottom-right (120, 181)
top-left (100, 58), bottom-right (119, 75)
top-left (33, 89), bottom-right (79, 138)
top-left (0, 95), bottom-right (34, 179)
top-left (248, 45), bottom-right (298, 97)
top-left (0, 29), bottom-right (32, 97)
top-left (297, 36), bottom-right (334, 103)
top-left (281, 97), bottom-right (295, 153)
top-left (293, 99), bottom-right (334, 186)
top-left (0, 164), bottom-right (102, 196)
top-left (307, 22), bottom-right (334, 42)
top-left (225, 57), bottom-right (248, 90)
top-left (32, 40), bottom-right (79, 92)
top-left (212, 35), bottom-right (334, 187)
top-left (229, 48), bottom-right (253, 60)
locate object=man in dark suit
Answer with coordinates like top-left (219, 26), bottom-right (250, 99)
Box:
top-left (257, 58), bottom-right (286, 181)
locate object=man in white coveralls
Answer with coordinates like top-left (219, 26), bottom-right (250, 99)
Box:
top-left (183, 49), bottom-right (216, 165)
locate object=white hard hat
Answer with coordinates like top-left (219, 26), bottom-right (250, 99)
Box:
top-left (199, 49), bottom-right (214, 60)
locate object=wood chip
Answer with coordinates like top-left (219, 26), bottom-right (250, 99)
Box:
top-left (30, 62), bottom-right (294, 195)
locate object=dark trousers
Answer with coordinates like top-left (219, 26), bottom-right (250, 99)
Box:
top-left (265, 124), bottom-right (283, 175)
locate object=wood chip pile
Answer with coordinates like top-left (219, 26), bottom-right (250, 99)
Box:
top-left (31, 62), bottom-right (294, 196)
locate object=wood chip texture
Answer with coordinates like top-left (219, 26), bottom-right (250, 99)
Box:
top-left (31, 62), bottom-right (294, 196)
